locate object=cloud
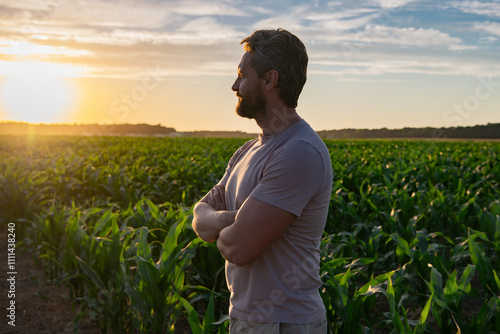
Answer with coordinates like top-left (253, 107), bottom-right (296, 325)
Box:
top-left (0, 4), bottom-right (29, 19)
top-left (252, 3), bottom-right (473, 51)
top-left (369, 0), bottom-right (420, 9)
top-left (0, 40), bottom-right (92, 57)
top-left (0, 0), bottom-right (247, 46)
top-left (0, 0), bottom-right (496, 80)
top-left (171, 0), bottom-right (248, 16)
top-left (176, 17), bottom-right (244, 43)
top-left (54, 0), bottom-right (175, 29)
top-left (252, 4), bottom-right (380, 43)
top-left (1, 0), bottom-right (247, 30)
top-left (0, 0), bottom-right (56, 14)
top-left (0, 2), bottom-right (243, 78)
top-left (360, 25), bottom-right (474, 50)
top-left (309, 46), bottom-right (500, 77)
top-left (473, 21), bottom-right (500, 37)
top-left (304, 7), bottom-right (378, 21)
top-left (451, 1), bottom-right (500, 17)
top-left (62, 22), bottom-right (242, 47)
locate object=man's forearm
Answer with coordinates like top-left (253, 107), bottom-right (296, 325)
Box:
top-left (192, 201), bottom-right (237, 243)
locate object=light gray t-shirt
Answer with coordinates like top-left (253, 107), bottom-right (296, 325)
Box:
top-left (218, 119), bottom-right (333, 324)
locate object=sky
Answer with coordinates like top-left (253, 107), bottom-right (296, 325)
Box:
top-left (0, 0), bottom-right (499, 133)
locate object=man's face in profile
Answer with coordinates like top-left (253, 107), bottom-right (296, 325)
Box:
top-left (232, 52), bottom-right (266, 120)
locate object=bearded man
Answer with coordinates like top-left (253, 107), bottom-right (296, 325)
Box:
top-left (193, 28), bottom-right (332, 334)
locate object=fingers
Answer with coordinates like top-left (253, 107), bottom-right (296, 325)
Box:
top-left (216, 185), bottom-right (226, 210)
top-left (206, 189), bottom-right (216, 207)
top-left (207, 184), bottom-right (226, 211)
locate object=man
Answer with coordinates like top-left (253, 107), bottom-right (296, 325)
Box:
top-left (192, 28), bottom-right (332, 333)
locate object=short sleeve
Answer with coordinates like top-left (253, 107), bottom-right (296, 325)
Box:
top-left (250, 140), bottom-right (327, 217)
top-left (218, 139), bottom-right (257, 187)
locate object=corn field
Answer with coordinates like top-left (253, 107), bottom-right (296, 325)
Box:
top-left (0, 135), bottom-right (499, 333)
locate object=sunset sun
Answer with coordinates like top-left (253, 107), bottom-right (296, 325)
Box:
top-left (0, 62), bottom-right (79, 124)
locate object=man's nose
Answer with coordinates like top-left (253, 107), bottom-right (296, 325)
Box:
top-left (231, 79), bottom-right (239, 92)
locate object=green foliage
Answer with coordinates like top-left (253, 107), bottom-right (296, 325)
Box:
top-left (1, 136), bottom-right (499, 333)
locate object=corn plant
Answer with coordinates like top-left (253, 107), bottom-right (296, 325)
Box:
top-left (180, 292), bottom-right (230, 334)
top-left (386, 276), bottom-right (434, 334)
top-left (1, 136), bottom-right (499, 333)
top-left (69, 208), bottom-right (134, 332)
top-left (122, 214), bottom-right (197, 332)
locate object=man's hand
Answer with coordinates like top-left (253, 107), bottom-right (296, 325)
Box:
top-left (193, 184), bottom-right (236, 243)
top-left (202, 184), bottom-right (227, 211)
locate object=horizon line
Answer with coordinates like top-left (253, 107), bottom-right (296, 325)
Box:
top-left (1, 120), bottom-right (499, 133)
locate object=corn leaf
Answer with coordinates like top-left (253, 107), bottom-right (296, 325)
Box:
top-left (75, 254), bottom-right (105, 290)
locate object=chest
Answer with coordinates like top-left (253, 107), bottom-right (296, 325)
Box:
top-left (225, 144), bottom-right (270, 210)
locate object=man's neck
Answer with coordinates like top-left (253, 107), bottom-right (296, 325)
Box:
top-left (257, 106), bottom-right (301, 136)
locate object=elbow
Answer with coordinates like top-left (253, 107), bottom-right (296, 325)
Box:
top-left (228, 252), bottom-right (255, 267)
top-left (231, 255), bottom-right (253, 267)
top-left (216, 238), bottom-right (255, 267)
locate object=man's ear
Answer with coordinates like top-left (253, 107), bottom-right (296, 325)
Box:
top-left (264, 70), bottom-right (279, 91)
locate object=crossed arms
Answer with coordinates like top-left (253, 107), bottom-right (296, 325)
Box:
top-left (192, 184), bottom-right (295, 267)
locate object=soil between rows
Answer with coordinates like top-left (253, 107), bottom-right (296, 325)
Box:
top-left (0, 232), bottom-right (101, 333)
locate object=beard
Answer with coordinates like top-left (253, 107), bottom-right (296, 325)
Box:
top-left (235, 88), bottom-right (266, 120)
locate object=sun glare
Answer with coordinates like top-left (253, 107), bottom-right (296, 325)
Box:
top-left (0, 62), bottom-right (80, 124)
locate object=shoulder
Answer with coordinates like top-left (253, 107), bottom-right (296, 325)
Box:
top-left (268, 122), bottom-right (333, 186)
top-left (272, 139), bottom-right (330, 176)
top-left (229, 138), bottom-right (259, 164)
top-left (278, 122), bottom-right (331, 166)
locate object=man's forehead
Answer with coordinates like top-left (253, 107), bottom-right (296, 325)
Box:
top-left (238, 51), bottom-right (252, 71)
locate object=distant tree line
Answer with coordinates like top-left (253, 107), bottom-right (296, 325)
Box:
top-left (0, 122), bottom-right (176, 136)
top-left (1, 121), bottom-right (498, 139)
top-left (317, 123), bottom-right (500, 139)
top-left (180, 130), bottom-right (257, 138)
